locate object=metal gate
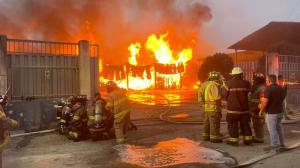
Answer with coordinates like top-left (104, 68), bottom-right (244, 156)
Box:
top-left (0, 36), bottom-right (100, 99)
top-left (0, 35), bottom-right (99, 130)
top-left (7, 39), bottom-right (80, 99)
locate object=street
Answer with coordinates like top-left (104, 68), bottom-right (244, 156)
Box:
top-left (3, 90), bottom-right (300, 168)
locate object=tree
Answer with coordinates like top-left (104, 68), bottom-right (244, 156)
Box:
top-left (198, 53), bottom-right (234, 81)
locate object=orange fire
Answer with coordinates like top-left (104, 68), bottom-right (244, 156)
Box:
top-left (99, 33), bottom-right (193, 90)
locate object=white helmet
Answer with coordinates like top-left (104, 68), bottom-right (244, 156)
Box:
top-left (230, 67), bottom-right (243, 75)
top-left (0, 95), bottom-right (7, 105)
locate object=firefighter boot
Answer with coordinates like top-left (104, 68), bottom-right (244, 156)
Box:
top-left (226, 138), bottom-right (239, 146)
top-left (210, 137), bottom-right (222, 143)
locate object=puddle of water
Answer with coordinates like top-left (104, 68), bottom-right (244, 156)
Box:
top-left (113, 138), bottom-right (236, 167)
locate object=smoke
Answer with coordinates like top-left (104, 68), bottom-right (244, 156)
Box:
top-left (0, 0), bottom-right (213, 64)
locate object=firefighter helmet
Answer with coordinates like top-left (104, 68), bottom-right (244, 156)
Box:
top-left (252, 72), bottom-right (265, 85)
top-left (208, 71), bottom-right (220, 81)
top-left (0, 95), bottom-right (8, 106)
top-left (66, 95), bottom-right (76, 105)
top-left (230, 67), bottom-right (243, 75)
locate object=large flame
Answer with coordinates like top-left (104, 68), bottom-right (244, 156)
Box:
top-left (145, 34), bottom-right (175, 64)
top-left (99, 33), bottom-right (193, 90)
top-left (128, 43), bottom-right (141, 65)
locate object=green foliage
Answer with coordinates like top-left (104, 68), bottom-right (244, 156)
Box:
top-left (198, 53), bottom-right (234, 81)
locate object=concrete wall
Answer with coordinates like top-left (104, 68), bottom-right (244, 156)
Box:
top-left (0, 35), bottom-right (8, 95)
top-left (78, 40), bottom-right (99, 99)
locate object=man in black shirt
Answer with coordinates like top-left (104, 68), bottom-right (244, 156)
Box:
top-left (259, 74), bottom-right (286, 151)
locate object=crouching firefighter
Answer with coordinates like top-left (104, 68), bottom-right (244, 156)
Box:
top-left (57, 96), bottom-right (76, 134)
top-left (68, 95), bottom-right (89, 141)
top-left (105, 81), bottom-right (136, 144)
top-left (249, 73), bottom-right (266, 143)
top-left (87, 93), bottom-right (114, 141)
top-left (224, 67), bottom-right (253, 146)
top-left (0, 92), bottom-right (18, 167)
top-left (198, 71), bottom-right (223, 143)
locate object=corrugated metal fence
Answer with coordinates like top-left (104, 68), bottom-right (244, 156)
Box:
top-left (0, 36), bottom-right (99, 99)
top-left (7, 39), bottom-right (80, 99)
top-left (0, 35), bottom-right (100, 130)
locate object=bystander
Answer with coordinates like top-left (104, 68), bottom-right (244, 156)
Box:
top-left (259, 74), bottom-right (286, 151)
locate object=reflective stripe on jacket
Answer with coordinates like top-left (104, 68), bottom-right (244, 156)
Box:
top-left (106, 89), bottom-right (131, 122)
top-left (198, 81), bottom-right (222, 112)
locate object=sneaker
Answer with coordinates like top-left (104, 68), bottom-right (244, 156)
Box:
top-left (263, 146), bottom-right (279, 152)
top-left (276, 146), bottom-right (288, 152)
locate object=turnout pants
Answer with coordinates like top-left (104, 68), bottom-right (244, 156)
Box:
top-left (251, 115), bottom-right (265, 142)
top-left (226, 113), bottom-right (252, 144)
top-left (114, 120), bottom-right (125, 143)
top-left (114, 110), bottom-right (130, 144)
top-left (202, 111), bottom-right (222, 141)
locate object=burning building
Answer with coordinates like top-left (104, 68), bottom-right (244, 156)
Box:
top-left (99, 33), bottom-right (192, 90)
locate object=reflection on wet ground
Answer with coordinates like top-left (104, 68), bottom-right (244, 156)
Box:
top-left (128, 90), bottom-right (198, 105)
top-left (169, 113), bottom-right (190, 119)
top-left (114, 138), bottom-right (236, 167)
top-left (128, 94), bottom-right (158, 106)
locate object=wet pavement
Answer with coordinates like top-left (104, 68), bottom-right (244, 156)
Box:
top-left (113, 138), bottom-right (236, 167)
top-left (3, 89), bottom-right (300, 168)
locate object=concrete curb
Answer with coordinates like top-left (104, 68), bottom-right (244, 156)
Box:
top-left (233, 141), bottom-right (300, 168)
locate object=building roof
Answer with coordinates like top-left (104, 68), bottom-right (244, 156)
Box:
top-left (229, 22), bottom-right (300, 54)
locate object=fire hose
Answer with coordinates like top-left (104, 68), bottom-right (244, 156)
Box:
top-left (131, 91), bottom-right (299, 126)
top-left (129, 91), bottom-right (228, 126)
top-left (8, 91), bottom-right (299, 137)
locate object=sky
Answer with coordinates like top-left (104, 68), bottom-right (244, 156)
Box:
top-left (201, 0), bottom-right (300, 54)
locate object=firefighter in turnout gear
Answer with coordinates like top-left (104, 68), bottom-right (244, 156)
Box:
top-left (57, 96), bottom-right (76, 134)
top-left (68, 95), bottom-right (88, 141)
top-left (224, 67), bottom-right (253, 146)
top-left (249, 73), bottom-right (266, 143)
top-left (105, 81), bottom-right (135, 144)
top-left (0, 94), bottom-right (18, 167)
top-left (87, 93), bottom-right (114, 141)
top-left (198, 71), bottom-right (223, 143)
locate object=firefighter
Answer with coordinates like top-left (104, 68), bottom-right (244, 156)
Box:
top-left (58, 96), bottom-right (76, 134)
top-left (224, 67), bottom-right (252, 146)
top-left (87, 93), bottom-right (114, 141)
top-left (198, 71), bottom-right (223, 143)
top-left (68, 95), bottom-right (88, 141)
top-left (249, 73), bottom-right (266, 143)
top-left (105, 81), bottom-right (135, 144)
top-left (0, 95), bottom-right (18, 167)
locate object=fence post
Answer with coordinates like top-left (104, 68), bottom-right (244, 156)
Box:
top-left (0, 35), bottom-right (8, 95)
top-left (78, 40), bottom-right (97, 99)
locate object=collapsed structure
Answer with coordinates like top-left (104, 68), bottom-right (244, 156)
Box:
top-left (99, 33), bottom-right (193, 90)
